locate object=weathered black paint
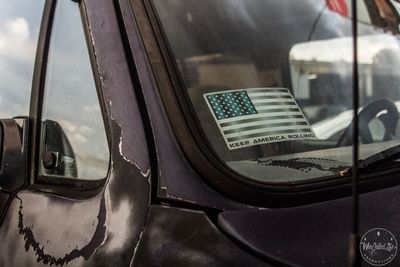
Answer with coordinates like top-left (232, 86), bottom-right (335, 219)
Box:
top-left (16, 195), bottom-right (106, 266)
top-left (1, 0), bottom-right (400, 266)
top-left (0, 192), bottom-right (9, 218)
top-left (219, 185), bottom-right (400, 266)
top-left (125, 0), bottom-right (254, 211)
top-left (0, 0), bottom-right (151, 266)
top-left (133, 205), bottom-right (270, 267)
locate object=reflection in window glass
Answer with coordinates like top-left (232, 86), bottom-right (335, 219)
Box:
top-left (356, 1), bottom-right (400, 158)
top-left (154, 0), bottom-right (400, 183)
top-left (0, 0), bottom-right (44, 117)
top-left (40, 0), bottom-right (109, 180)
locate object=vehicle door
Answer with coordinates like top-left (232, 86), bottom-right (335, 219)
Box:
top-left (0, 0), bottom-right (151, 266)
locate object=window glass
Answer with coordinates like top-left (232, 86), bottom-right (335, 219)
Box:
top-left (0, 0), bottom-right (44, 117)
top-left (153, 0), bottom-right (400, 183)
top-left (355, 0), bottom-right (400, 157)
top-left (39, 0), bottom-right (109, 180)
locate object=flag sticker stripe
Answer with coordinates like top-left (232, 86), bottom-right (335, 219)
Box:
top-left (220, 115), bottom-right (305, 127)
top-left (223, 118), bottom-right (306, 130)
top-left (253, 101), bottom-right (296, 107)
top-left (248, 88), bottom-right (289, 93)
top-left (249, 92), bottom-right (292, 97)
top-left (256, 108), bottom-right (300, 113)
top-left (250, 95), bottom-right (293, 100)
top-left (223, 122), bottom-right (309, 135)
top-left (204, 88), bottom-right (316, 150)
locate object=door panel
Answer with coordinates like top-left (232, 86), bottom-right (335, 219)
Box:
top-left (0, 0), bottom-right (151, 266)
top-left (0, 191), bottom-right (106, 266)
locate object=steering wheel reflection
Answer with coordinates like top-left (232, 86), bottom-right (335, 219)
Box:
top-left (337, 98), bottom-right (399, 147)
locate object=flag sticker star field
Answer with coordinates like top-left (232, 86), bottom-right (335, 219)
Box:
top-left (204, 88), bottom-right (317, 150)
top-left (207, 91), bottom-right (257, 119)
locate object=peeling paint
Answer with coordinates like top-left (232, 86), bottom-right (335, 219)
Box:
top-left (101, 186), bottom-right (112, 248)
top-left (16, 195), bottom-right (107, 266)
top-left (118, 134), bottom-right (150, 177)
top-left (87, 23), bottom-right (96, 48)
top-left (129, 228), bottom-right (145, 267)
top-left (142, 168), bottom-right (151, 178)
top-left (108, 105), bottom-right (139, 174)
top-left (108, 98), bottom-right (115, 121)
top-left (87, 19), bottom-right (105, 97)
top-left (165, 195), bottom-right (197, 205)
top-left (159, 186), bottom-right (198, 205)
top-left (108, 103), bottom-right (149, 178)
top-left (105, 199), bottom-right (132, 252)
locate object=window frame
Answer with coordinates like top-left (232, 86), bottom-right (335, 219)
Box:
top-left (29, 0), bottom-right (111, 198)
top-left (130, 0), bottom-right (400, 207)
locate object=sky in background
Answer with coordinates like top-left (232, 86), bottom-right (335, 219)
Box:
top-left (0, 0), bottom-right (44, 118)
top-left (0, 0), bottom-right (109, 180)
top-left (40, 0), bottom-right (109, 179)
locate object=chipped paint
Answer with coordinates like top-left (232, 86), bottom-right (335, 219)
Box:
top-left (129, 228), bottom-right (145, 267)
top-left (107, 97), bottom-right (150, 178)
top-left (108, 98), bottom-right (115, 121)
top-left (118, 134), bottom-right (150, 177)
top-left (0, 0), bottom-right (151, 266)
top-left (159, 186), bottom-right (199, 205)
top-left (164, 195), bottom-right (197, 205)
top-left (100, 185), bottom-right (112, 249)
top-left (16, 195), bottom-right (107, 266)
top-left (104, 199), bottom-right (132, 252)
top-left (142, 168), bottom-right (151, 178)
top-left (86, 16), bottom-right (105, 97)
top-left (88, 25), bottom-right (96, 47)
top-left (107, 96), bottom-right (151, 179)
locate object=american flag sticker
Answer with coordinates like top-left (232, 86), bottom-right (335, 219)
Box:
top-left (204, 88), bottom-right (316, 150)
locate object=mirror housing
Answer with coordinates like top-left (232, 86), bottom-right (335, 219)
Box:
top-left (0, 118), bottom-right (28, 193)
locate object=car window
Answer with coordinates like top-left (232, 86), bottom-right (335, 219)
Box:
top-left (0, 0), bottom-right (44, 118)
top-left (153, 0), bottom-right (400, 183)
top-left (356, 0), bottom-right (400, 158)
top-left (39, 0), bottom-right (109, 180)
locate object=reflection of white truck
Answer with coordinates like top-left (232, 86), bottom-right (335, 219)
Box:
top-left (312, 101), bottom-right (400, 140)
top-left (289, 0), bottom-right (400, 123)
top-left (290, 34), bottom-right (400, 123)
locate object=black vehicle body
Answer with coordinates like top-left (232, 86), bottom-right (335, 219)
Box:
top-left (1, 0), bottom-right (400, 266)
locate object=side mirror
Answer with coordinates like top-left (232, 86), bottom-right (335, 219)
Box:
top-left (41, 120), bottom-right (77, 178)
top-left (0, 118), bottom-right (28, 193)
